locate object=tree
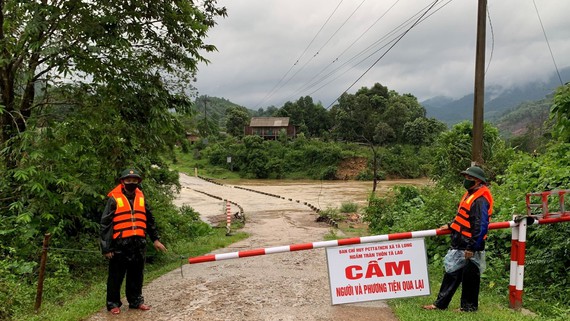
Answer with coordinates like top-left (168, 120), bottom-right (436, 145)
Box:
top-left (0, 2), bottom-right (228, 306)
top-left (404, 117), bottom-right (447, 145)
top-left (225, 106), bottom-right (251, 137)
top-left (383, 92), bottom-right (425, 141)
top-left (430, 121), bottom-right (515, 188)
top-left (551, 83), bottom-right (570, 142)
top-left (330, 83), bottom-right (429, 191)
top-left (0, 0), bottom-right (227, 167)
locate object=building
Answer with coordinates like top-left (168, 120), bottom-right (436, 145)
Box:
top-left (244, 117), bottom-right (297, 140)
top-left (185, 131), bottom-right (200, 144)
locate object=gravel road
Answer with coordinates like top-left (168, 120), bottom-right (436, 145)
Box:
top-left (86, 174), bottom-right (426, 321)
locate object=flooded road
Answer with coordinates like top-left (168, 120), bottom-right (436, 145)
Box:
top-left (86, 174), bottom-right (429, 321)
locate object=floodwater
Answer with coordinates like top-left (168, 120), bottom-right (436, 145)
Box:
top-left (212, 177), bottom-right (431, 213)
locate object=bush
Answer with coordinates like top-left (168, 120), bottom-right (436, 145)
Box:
top-left (318, 207), bottom-right (344, 222)
top-left (340, 202), bottom-right (358, 213)
top-left (321, 166), bottom-right (338, 180)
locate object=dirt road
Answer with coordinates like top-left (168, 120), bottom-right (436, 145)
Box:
top-left (87, 174), bottom-right (426, 321)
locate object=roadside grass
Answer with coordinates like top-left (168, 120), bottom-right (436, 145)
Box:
top-left (20, 227), bottom-right (247, 321)
top-left (388, 271), bottom-right (542, 321)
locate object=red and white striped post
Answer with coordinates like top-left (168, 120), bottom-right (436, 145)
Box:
top-left (509, 215), bottom-right (520, 309)
top-left (512, 216), bottom-right (527, 310)
top-left (225, 200), bottom-right (231, 235)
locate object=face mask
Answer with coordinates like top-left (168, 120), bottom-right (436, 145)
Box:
top-left (463, 179), bottom-right (476, 190)
top-left (123, 183), bottom-right (138, 193)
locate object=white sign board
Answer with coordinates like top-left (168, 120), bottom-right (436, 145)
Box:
top-left (326, 238), bottom-right (430, 305)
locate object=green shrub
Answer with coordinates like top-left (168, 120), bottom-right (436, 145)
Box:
top-left (318, 207), bottom-right (343, 222)
top-left (321, 166), bottom-right (338, 180)
top-left (340, 202), bottom-right (358, 213)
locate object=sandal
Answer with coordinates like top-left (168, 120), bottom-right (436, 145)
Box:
top-left (110, 307), bottom-right (121, 315)
top-left (422, 304), bottom-right (440, 310)
top-left (130, 303), bottom-right (151, 311)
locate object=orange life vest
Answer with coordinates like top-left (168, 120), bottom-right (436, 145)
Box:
top-left (450, 185), bottom-right (493, 239)
top-left (107, 184), bottom-right (147, 239)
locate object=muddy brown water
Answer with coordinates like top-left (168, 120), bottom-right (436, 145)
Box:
top-left (85, 174), bottom-right (429, 321)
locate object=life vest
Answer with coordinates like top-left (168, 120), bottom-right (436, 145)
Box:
top-left (450, 185), bottom-right (493, 239)
top-left (107, 184), bottom-right (147, 239)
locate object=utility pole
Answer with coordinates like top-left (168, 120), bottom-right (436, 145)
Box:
top-left (472, 0), bottom-right (487, 165)
top-left (203, 96), bottom-right (209, 136)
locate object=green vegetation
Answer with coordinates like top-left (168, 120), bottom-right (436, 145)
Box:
top-left (340, 202), bottom-right (359, 213)
top-left (0, 0), bottom-right (568, 319)
top-left (361, 84), bottom-right (570, 320)
top-left (390, 283), bottom-right (543, 321)
top-left (16, 226), bottom-right (247, 321)
top-left (185, 135), bottom-right (436, 180)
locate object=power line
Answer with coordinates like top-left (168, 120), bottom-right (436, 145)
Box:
top-left (532, 0), bottom-right (563, 86)
top-left (304, 2), bottom-right (440, 97)
top-left (327, 0), bottom-right (442, 109)
top-left (289, 0), bottom-right (453, 106)
top-left (485, 6), bottom-right (495, 75)
top-left (281, 0), bottom-right (402, 104)
top-left (265, 0), bottom-right (368, 106)
top-left (252, 0), bottom-right (345, 109)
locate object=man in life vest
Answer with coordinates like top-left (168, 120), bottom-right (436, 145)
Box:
top-left (423, 165), bottom-right (493, 312)
top-left (100, 168), bottom-right (167, 315)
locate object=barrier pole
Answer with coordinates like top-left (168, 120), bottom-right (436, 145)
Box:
top-left (190, 220), bottom-right (519, 264)
top-left (512, 217), bottom-right (528, 310)
top-left (188, 216), bottom-right (570, 264)
top-left (509, 216), bottom-right (519, 308)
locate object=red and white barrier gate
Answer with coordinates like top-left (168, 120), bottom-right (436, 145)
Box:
top-left (509, 189), bottom-right (570, 310)
top-left (189, 190), bottom-right (570, 310)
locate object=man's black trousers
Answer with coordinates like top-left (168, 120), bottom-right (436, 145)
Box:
top-left (433, 260), bottom-right (481, 311)
top-left (106, 250), bottom-right (145, 310)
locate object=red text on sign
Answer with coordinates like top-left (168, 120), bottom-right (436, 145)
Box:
top-left (345, 260), bottom-right (411, 280)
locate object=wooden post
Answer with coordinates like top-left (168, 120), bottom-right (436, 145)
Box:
top-left (472, 0), bottom-right (487, 165)
top-left (35, 233), bottom-right (52, 313)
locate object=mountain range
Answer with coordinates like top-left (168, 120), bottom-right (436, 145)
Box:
top-left (421, 67), bottom-right (570, 125)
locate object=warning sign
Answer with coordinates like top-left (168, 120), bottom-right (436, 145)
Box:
top-left (326, 238), bottom-right (430, 305)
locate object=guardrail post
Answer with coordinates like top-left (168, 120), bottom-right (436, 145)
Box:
top-left (512, 217), bottom-right (528, 310)
top-left (509, 216), bottom-right (519, 309)
top-left (35, 233), bottom-right (52, 313)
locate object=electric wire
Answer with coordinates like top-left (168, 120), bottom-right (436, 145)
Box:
top-left (296, 0), bottom-right (453, 106)
top-left (263, 0), bottom-right (368, 106)
top-left (252, 0), bottom-right (345, 109)
top-left (304, 2), bottom-right (440, 97)
top-left (532, 0), bottom-right (563, 86)
top-left (326, 0), bottom-right (441, 109)
top-left (485, 6), bottom-right (495, 75)
top-left (281, 0), bottom-right (402, 104)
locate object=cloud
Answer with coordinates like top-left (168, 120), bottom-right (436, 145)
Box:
top-left (194, 0), bottom-right (570, 109)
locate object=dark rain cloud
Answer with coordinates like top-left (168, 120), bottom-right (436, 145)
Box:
top-left (195, 0), bottom-right (570, 109)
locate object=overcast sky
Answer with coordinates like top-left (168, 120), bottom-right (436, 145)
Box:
top-left (193, 0), bottom-right (570, 109)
